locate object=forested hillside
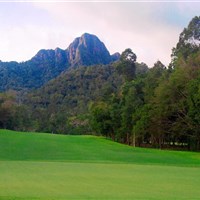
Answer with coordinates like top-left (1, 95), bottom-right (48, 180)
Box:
top-left (0, 16), bottom-right (200, 151)
top-left (89, 17), bottom-right (200, 150)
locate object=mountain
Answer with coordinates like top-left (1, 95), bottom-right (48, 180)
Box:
top-left (0, 33), bottom-right (120, 91)
top-left (32, 33), bottom-right (119, 68)
top-left (67, 33), bottom-right (118, 66)
top-left (173, 16), bottom-right (200, 60)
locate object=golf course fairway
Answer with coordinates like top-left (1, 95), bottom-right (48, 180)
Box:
top-left (0, 129), bottom-right (200, 200)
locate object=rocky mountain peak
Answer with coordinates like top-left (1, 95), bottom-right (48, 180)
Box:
top-left (66, 33), bottom-right (114, 66)
top-left (32, 49), bottom-right (55, 62)
top-left (111, 52), bottom-right (120, 61)
top-left (31, 33), bottom-right (119, 68)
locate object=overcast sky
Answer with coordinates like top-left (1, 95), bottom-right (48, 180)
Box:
top-left (0, 1), bottom-right (200, 67)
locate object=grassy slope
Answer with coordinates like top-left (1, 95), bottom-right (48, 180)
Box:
top-left (0, 129), bottom-right (200, 166)
top-left (0, 129), bottom-right (200, 200)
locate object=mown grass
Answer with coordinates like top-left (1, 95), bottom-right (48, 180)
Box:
top-left (1, 161), bottom-right (200, 200)
top-left (0, 129), bottom-right (200, 200)
top-left (0, 129), bottom-right (200, 166)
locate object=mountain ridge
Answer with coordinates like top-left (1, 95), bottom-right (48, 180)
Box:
top-left (0, 33), bottom-right (120, 91)
top-left (31, 33), bottom-right (120, 67)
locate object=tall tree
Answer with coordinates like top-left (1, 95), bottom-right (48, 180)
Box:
top-left (116, 48), bottom-right (137, 81)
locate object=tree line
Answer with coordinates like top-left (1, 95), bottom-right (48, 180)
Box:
top-left (0, 45), bottom-right (200, 151)
top-left (0, 49), bottom-right (200, 150)
top-left (90, 48), bottom-right (200, 151)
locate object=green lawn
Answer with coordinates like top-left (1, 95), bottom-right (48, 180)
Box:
top-left (0, 129), bottom-right (200, 200)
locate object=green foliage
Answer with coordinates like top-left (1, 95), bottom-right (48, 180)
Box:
top-left (23, 64), bottom-right (123, 134)
top-left (171, 16), bottom-right (200, 65)
top-left (89, 101), bottom-right (112, 136)
top-left (27, 64), bottom-right (122, 114)
top-left (0, 54), bottom-right (68, 92)
top-left (0, 91), bottom-right (32, 130)
top-left (116, 48), bottom-right (136, 81)
top-left (89, 49), bottom-right (200, 150)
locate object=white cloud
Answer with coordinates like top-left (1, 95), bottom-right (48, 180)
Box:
top-left (0, 2), bottom-right (199, 67)
top-left (32, 2), bottom-right (183, 66)
top-left (0, 25), bottom-right (57, 62)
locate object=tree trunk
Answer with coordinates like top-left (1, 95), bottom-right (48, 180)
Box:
top-left (132, 132), bottom-right (135, 147)
top-left (126, 132), bottom-right (129, 145)
top-left (111, 132), bottom-right (115, 141)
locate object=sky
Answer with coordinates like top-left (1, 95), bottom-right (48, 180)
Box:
top-left (0, 1), bottom-right (200, 67)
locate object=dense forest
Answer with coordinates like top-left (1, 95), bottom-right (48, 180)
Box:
top-left (0, 16), bottom-right (200, 151)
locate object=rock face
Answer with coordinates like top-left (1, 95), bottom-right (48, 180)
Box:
top-left (111, 52), bottom-right (121, 62)
top-left (67, 33), bottom-right (113, 66)
top-left (31, 48), bottom-right (68, 69)
top-left (30, 33), bottom-right (119, 68)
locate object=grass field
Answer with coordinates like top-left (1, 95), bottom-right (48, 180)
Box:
top-left (0, 129), bottom-right (200, 199)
